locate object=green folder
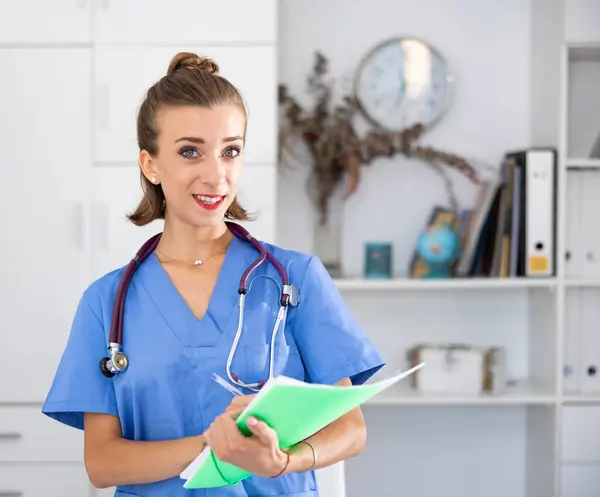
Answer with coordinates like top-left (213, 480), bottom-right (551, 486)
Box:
top-left (180, 363), bottom-right (424, 489)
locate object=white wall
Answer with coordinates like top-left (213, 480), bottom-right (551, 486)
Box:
top-left (277, 0), bottom-right (533, 277)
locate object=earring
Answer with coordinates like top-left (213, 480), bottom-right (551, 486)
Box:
top-left (150, 177), bottom-right (157, 184)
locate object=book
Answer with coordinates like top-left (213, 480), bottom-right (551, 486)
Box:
top-left (180, 363), bottom-right (425, 489)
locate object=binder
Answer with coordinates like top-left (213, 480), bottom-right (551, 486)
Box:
top-left (180, 364), bottom-right (424, 489)
top-left (579, 289), bottom-right (600, 393)
top-left (563, 289), bottom-right (582, 394)
top-left (505, 148), bottom-right (557, 277)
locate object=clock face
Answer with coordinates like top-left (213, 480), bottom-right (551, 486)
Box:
top-left (354, 37), bottom-right (453, 132)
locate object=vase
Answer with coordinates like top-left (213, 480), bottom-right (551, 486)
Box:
top-left (313, 184), bottom-right (344, 279)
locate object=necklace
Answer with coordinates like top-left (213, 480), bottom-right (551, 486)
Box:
top-left (155, 240), bottom-right (230, 267)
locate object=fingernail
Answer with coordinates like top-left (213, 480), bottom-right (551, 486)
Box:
top-left (247, 416), bottom-right (257, 426)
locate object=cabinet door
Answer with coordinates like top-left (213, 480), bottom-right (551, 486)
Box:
top-left (91, 167), bottom-right (164, 281)
top-left (0, 0), bottom-right (91, 43)
top-left (0, 406), bottom-right (83, 462)
top-left (93, 46), bottom-right (277, 167)
top-left (93, 0), bottom-right (277, 44)
top-left (561, 406), bottom-right (600, 462)
top-left (0, 464), bottom-right (91, 497)
top-left (561, 464), bottom-right (600, 497)
top-left (0, 49), bottom-right (91, 402)
top-left (565, 0), bottom-right (600, 43)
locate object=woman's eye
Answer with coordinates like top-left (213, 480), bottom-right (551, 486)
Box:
top-left (180, 148), bottom-right (199, 159)
top-left (223, 147), bottom-right (240, 158)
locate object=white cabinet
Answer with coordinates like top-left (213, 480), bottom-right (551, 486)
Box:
top-left (561, 465), bottom-right (600, 497)
top-left (565, 0), bottom-right (600, 43)
top-left (561, 406), bottom-right (600, 462)
top-left (93, 46), bottom-right (277, 167)
top-left (92, 0), bottom-right (277, 44)
top-left (0, 48), bottom-right (91, 402)
top-left (0, 0), bottom-right (91, 43)
top-left (0, 407), bottom-right (83, 462)
top-left (91, 167), bottom-right (164, 280)
top-left (0, 464), bottom-right (90, 497)
top-left (0, 2), bottom-right (279, 496)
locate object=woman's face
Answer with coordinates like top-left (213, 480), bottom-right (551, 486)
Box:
top-left (140, 104), bottom-right (245, 229)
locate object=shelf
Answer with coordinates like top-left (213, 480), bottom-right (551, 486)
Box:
top-left (562, 394), bottom-right (600, 405)
top-left (565, 279), bottom-right (600, 288)
top-left (333, 277), bottom-right (557, 291)
top-left (366, 382), bottom-right (557, 407)
top-left (566, 158), bottom-right (600, 169)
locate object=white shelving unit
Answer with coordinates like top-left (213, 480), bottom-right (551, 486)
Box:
top-left (326, 6), bottom-right (600, 497)
top-left (326, 272), bottom-right (559, 497)
top-left (557, 36), bottom-right (600, 497)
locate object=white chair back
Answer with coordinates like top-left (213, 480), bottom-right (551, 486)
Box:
top-left (315, 461), bottom-right (346, 497)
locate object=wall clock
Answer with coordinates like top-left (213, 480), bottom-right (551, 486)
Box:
top-left (354, 37), bottom-right (453, 132)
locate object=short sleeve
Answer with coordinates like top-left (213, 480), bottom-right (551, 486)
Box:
top-left (41, 291), bottom-right (118, 430)
top-left (292, 256), bottom-right (385, 386)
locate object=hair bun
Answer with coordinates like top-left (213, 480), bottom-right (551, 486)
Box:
top-left (167, 52), bottom-right (220, 76)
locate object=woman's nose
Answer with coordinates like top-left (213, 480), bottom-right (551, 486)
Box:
top-left (201, 157), bottom-right (226, 187)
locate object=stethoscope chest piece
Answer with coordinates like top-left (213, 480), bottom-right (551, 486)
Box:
top-left (99, 345), bottom-right (129, 378)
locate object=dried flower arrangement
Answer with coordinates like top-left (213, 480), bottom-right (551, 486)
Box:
top-left (278, 52), bottom-right (482, 224)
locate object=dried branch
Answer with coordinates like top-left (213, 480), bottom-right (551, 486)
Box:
top-left (278, 51), bottom-right (481, 224)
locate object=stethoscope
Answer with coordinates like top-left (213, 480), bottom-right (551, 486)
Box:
top-left (99, 222), bottom-right (299, 392)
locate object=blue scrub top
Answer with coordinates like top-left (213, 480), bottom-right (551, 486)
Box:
top-left (42, 234), bottom-right (385, 497)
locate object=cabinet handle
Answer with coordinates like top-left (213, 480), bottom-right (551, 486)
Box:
top-left (96, 84), bottom-right (110, 129)
top-left (0, 432), bottom-right (21, 440)
top-left (0, 492), bottom-right (23, 496)
top-left (69, 202), bottom-right (85, 249)
top-left (92, 203), bottom-right (109, 250)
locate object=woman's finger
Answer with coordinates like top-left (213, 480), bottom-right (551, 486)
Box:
top-left (246, 416), bottom-right (278, 448)
top-left (225, 404), bottom-right (241, 416)
top-left (227, 394), bottom-right (254, 412)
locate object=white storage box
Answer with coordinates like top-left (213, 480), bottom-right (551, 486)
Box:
top-left (407, 344), bottom-right (507, 395)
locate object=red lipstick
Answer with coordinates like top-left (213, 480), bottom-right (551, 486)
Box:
top-left (193, 194), bottom-right (225, 211)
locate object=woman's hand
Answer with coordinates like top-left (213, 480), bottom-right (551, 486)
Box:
top-left (204, 410), bottom-right (288, 478)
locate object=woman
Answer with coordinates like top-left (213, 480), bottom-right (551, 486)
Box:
top-left (42, 52), bottom-right (385, 497)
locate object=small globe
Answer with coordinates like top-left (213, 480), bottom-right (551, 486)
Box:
top-left (417, 226), bottom-right (459, 265)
